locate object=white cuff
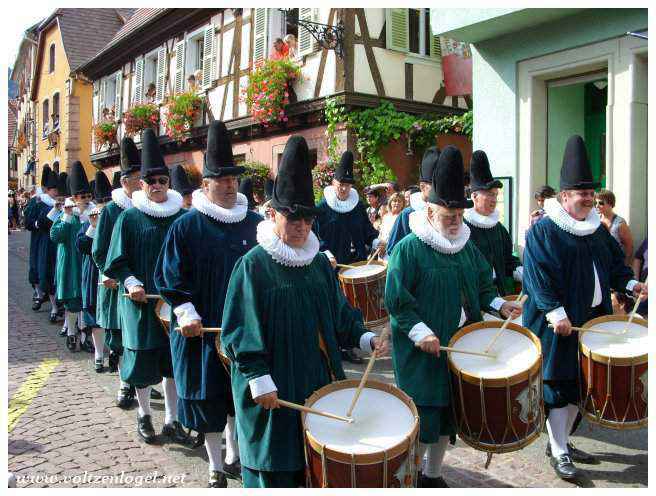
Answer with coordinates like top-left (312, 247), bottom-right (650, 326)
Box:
top-left (323, 250), bottom-right (335, 262)
top-left (490, 297), bottom-right (505, 312)
top-left (46, 207), bottom-right (59, 221)
top-left (372, 238), bottom-right (381, 251)
top-left (626, 280), bottom-right (639, 293)
top-left (124, 276), bottom-right (144, 291)
top-left (173, 302), bottom-right (202, 327)
top-left (408, 322), bottom-right (434, 344)
top-left (513, 266), bottom-right (524, 282)
top-left (546, 307), bottom-right (568, 324)
top-left (101, 274), bottom-right (110, 282)
top-left (359, 331), bottom-right (376, 353)
top-left (85, 226), bottom-right (96, 238)
top-left (62, 213), bottom-right (73, 223)
top-left (249, 375), bottom-right (277, 399)
top-left (459, 307), bottom-right (467, 327)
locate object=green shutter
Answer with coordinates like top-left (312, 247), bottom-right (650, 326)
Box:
top-left (386, 9), bottom-right (409, 53)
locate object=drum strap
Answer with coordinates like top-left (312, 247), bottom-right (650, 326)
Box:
top-left (317, 329), bottom-right (336, 382)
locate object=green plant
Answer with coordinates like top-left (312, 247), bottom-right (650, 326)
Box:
top-left (123, 103), bottom-right (159, 137)
top-left (93, 120), bottom-right (117, 150)
top-left (164, 92), bottom-right (203, 142)
top-left (324, 97), bottom-right (346, 164)
top-left (242, 59), bottom-right (302, 126)
top-left (242, 160), bottom-right (270, 199)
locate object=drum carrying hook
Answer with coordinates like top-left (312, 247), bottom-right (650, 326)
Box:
top-left (484, 452), bottom-right (494, 469)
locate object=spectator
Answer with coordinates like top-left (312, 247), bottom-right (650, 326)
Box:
top-left (270, 38), bottom-right (289, 60)
top-left (529, 185), bottom-right (556, 227)
top-left (596, 189), bottom-right (634, 265)
top-left (633, 238), bottom-right (648, 317)
top-left (145, 83), bottom-right (156, 103)
top-left (364, 186), bottom-right (384, 226)
top-left (8, 191), bottom-right (18, 230)
top-left (284, 34), bottom-right (297, 59)
top-left (404, 185), bottom-right (420, 206)
top-left (377, 192), bottom-right (406, 259)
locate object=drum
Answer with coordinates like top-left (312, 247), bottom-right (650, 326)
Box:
top-left (155, 299), bottom-right (171, 335)
top-left (579, 315), bottom-right (648, 429)
top-left (302, 379), bottom-right (419, 488)
top-left (482, 294), bottom-right (523, 326)
top-left (448, 321), bottom-right (543, 453)
top-left (338, 261), bottom-right (388, 329)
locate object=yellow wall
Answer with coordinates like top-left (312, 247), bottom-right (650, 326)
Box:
top-left (34, 22), bottom-right (95, 186)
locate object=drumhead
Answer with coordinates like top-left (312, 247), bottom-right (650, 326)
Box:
top-left (341, 264), bottom-right (386, 279)
top-left (482, 312), bottom-right (522, 326)
top-left (580, 320), bottom-right (647, 359)
top-left (450, 327), bottom-right (539, 379)
top-left (305, 387), bottom-right (415, 455)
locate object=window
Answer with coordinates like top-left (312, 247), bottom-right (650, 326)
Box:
top-left (42, 100), bottom-right (49, 136)
top-left (184, 31), bottom-right (205, 91)
top-left (49, 44), bottom-right (55, 73)
top-left (143, 51), bottom-right (159, 103)
top-left (52, 93), bottom-right (60, 129)
top-left (386, 9), bottom-right (441, 61)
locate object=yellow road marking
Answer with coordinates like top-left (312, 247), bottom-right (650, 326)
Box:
top-left (8, 358), bottom-right (60, 433)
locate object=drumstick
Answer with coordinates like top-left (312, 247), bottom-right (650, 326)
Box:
top-left (483, 294), bottom-right (528, 354)
top-left (336, 263), bottom-right (358, 270)
top-left (621, 286), bottom-right (646, 335)
top-left (346, 328), bottom-right (389, 417)
top-left (440, 346), bottom-right (496, 358)
top-left (548, 324), bottom-right (619, 336)
top-left (277, 399), bottom-right (354, 424)
top-left (365, 245), bottom-right (382, 265)
top-left (121, 293), bottom-right (161, 299)
top-left (173, 326), bottom-right (222, 333)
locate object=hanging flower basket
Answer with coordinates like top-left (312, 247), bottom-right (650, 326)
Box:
top-left (93, 121), bottom-right (117, 150)
top-left (123, 103), bottom-right (160, 137)
top-left (242, 59), bottom-right (302, 127)
top-left (163, 92), bottom-right (204, 142)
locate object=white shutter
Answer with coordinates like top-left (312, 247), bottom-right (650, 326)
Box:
top-left (174, 40), bottom-right (186, 94)
top-left (155, 46), bottom-right (166, 103)
top-left (92, 80), bottom-right (100, 124)
top-left (252, 8), bottom-right (268, 64)
top-left (298, 8), bottom-right (318, 57)
top-left (114, 71), bottom-right (123, 119)
top-left (99, 78), bottom-right (107, 117)
top-left (134, 57), bottom-right (144, 104)
top-left (201, 25), bottom-right (216, 89)
top-left (386, 9), bottom-right (409, 53)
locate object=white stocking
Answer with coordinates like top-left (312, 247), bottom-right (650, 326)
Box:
top-left (162, 377), bottom-right (178, 425)
top-left (546, 407), bottom-right (569, 457)
top-left (65, 311), bottom-right (78, 337)
top-left (135, 387), bottom-right (151, 417)
top-left (224, 415), bottom-right (239, 464)
top-left (419, 437), bottom-right (449, 478)
top-left (91, 328), bottom-right (105, 360)
top-left (204, 432), bottom-right (224, 472)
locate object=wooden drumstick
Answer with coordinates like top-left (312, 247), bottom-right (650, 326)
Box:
top-left (277, 399), bottom-right (354, 424)
top-left (548, 324), bottom-right (619, 336)
top-left (440, 346), bottom-right (496, 358)
top-left (346, 327), bottom-right (389, 417)
top-left (483, 294), bottom-right (528, 354)
top-left (365, 245), bottom-right (382, 265)
top-left (122, 293), bottom-right (161, 299)
top-left (174, 327), bottom-right (222, 333)
top-left (336, 263), bottom-right (358, 270)
top-left (621, 284), bottom-right (647, 335)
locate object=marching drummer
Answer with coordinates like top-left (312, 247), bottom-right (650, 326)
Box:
top-left (522, 135), bottom-right (647, 481)
top-left (385, 145), bottom-right (522, 488)
top-left (221, 136), bottom-right (388, 488)
top-left (104, 129), bottom-right (189, 445)
top-left (155, 121), bottom-right (261, 487)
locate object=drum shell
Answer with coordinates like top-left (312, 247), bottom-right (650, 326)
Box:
top-left (338, 261), bottom-right (388, 329)
top-left (579, 315), bottom-right (648, 429)
top-left (448, 321), bottom-right (544, 453)
top-left (302, 379), bottom-right (419, 488)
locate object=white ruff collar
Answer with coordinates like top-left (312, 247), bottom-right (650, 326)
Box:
top-left (409, 210), bottom-right (470, 254)
top-left (132, 190), bottom-right (182, 218)
top-left (73, 203), bottom-right (96, 223)
top-left (111, 188), bottom-right (132, 210)
top-left (324, 186), bottom-right (359, 213)
top-left (409, 191), bottom-right (426, 212)
top-left (256, 219), bottom-right (320, 267)
top-left (464, 208), bottom-right (500, 229)
top-left (39, 193), bottom-right (55, 207)
top-left (192, 189), bottom-right (248, 224)
top-left (543, 198), bottom-right (600, 237)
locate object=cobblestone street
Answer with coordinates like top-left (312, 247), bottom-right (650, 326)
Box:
top-left (7, 230), bottom-right (648, 488)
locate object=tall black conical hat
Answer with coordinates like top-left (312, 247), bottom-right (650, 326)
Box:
top-left (419, 147), bottom-right (440, 183)
top-left (43, 167), bottom-right (59, 189)
top-left (40, 164), bottom-right (52, 186)
top-left (469, 150), bottom-right (502, 192)
top-left (170, 165), bottom-right (194, 196)
top-left (57, 172), bottom-right (70, 197)
top-left (270, 135), bottom-right (318, 215)
top-left (94, 171), bottom-right (113, 203)
top-left (140, 128), bottom-right (169, 177)
top-left (560, 135), bottom-right (599, 190)
top-left (239, 177), bottom-right (256, 209)
top-left (112, 170), bottom-right (122, 189)
top-left (333, 151), bottom-right (355, 184)
top-left (264, 178), bottom-right (274, 201)
top-left (204, 120), bottom-right (245, 178)
top-left (428, 145), bottom-right (473, 209)
top-left (120, 136), bottom-right (141, 175)
top-left (68, 161), bottom-right (90, 195)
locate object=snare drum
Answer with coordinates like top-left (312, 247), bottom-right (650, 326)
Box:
top-left (579, 315), bottom-right (648, 429)
top-left (338, 261), bottom-right (388, 329)
top-left (303, 379), bottom-right (419, 488)
top-left (448, 321), bottom-right (543, 453)
top-left (155, 299), bottom-right (171, 335)
top-left (482, 294), bottom-right (523, 326)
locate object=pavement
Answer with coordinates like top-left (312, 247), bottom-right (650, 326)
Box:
top-left (7, 230), bottom-right (648, 488)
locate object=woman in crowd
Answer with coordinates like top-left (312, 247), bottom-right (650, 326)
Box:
top-left (595, 189), bottom-right (634, 265)
top-left (377, 192), bottom-right (406, 260)
top-left (529, 185), bottom-right (556, 227)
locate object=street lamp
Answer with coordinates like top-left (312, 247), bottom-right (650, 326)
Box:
top-left (278, 9), bottom-right (345, 59)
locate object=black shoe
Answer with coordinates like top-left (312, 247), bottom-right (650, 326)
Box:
top-left (31, 299), bottom-right (42, 311)
top-left (161, 420), bottom-right (193, 445)
top-left (223, 460), bottom-right (242, 481)
top-left (49, 312), bottom-right (58, 323)
top-left (208, 471), bottom-right (228, 488)
top-left (59, 326), bottom-right (68, 337)
top-left (80, 336), bottom-right (95, 353)
top-left (419, 474), bottom-right (449, 488)
top-left (341, 348), bottom-right (363, 364)
top-left (137, 414), bottom-right (157, 444)
top-left (150, 388), bottom-right (163, 400)
top-left (95, 359), bottom-right (104, 373)
top-left (108, 351), bottom-right (119, 373)
top-left (66, 335), bottom-right (78, 351)
top-left (550, 454), bottom-right (578, 480)
top-left (546, 442), bottom-right (599, 464)
top-left (190, 431), bottom-right (205, 449)
top-left (117, 386), bottom-right (135, 409)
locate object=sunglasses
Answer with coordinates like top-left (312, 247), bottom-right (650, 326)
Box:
top-left (77, 193), bottom-right (92, 200)
top-left (143, 176), bottom-right (170, 186)
top-left (595, 201), bottom-right (605, 206)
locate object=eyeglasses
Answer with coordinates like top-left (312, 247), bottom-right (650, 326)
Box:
top-left (143, 176), bottom-right (170, 186)
top-left (77, 193), bottom-right (92, 200)
top-left (595, 200), bottom-right (605, 206)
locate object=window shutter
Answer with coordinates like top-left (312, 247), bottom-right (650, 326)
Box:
top-left (99, 78), bottom-right (106, 115)
top-left (253, 8), bottom-right (268, 64)
top-left (174, 41), bottom-right (186, 94)
top-left (386, 9), bottom-right (409, 53)
top-left (92, 80), bottom-right (100, 123)
top-left (155, 46), bottom-right (167, 103)
top-left (115, 71), bottom-right (123, 119)
top-left (429, 31), bottom-right (442, 61)
top-left (134, 57), bottom-right (144, 105)
top-left (298, 8), bottom-right (318, 57)
top-left (202, 25), bottom-right (216, 89)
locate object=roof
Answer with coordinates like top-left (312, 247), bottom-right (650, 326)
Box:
top-left (8, 100), bottom-right (19, 145)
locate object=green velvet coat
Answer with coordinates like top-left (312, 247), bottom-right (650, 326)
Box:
top-left (50, 214), bottom-right (83, 301)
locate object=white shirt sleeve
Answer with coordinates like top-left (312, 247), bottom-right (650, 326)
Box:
top-left (513, 266), bottom-right (524, 282)
top-left (359, 331), bottom-right (376, 353)
top-left (124, 276), bottom-right (144, 291)
top-left (546, 307), bottom-right (568, 324)
top-left (173, 302), bottom-right (202, 327)
top-left (323, 250), bottom-right (335, 262)
top-left (85, 225), bottom-right (96, 238)
top-left (489, 297), bottom-right (505, 312)
top-left (459, 308), bottom-right (467, 327)
top-left (408, 322), bottom-right (434, 344)
top-left (46, 207), bottom-right (60, 221)
top-left (249, 375), bottom-right (278, 399)
top-left (591, 262), bottom-right (602, 307)
top-left (626, 280), bottom-right (639, 292)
